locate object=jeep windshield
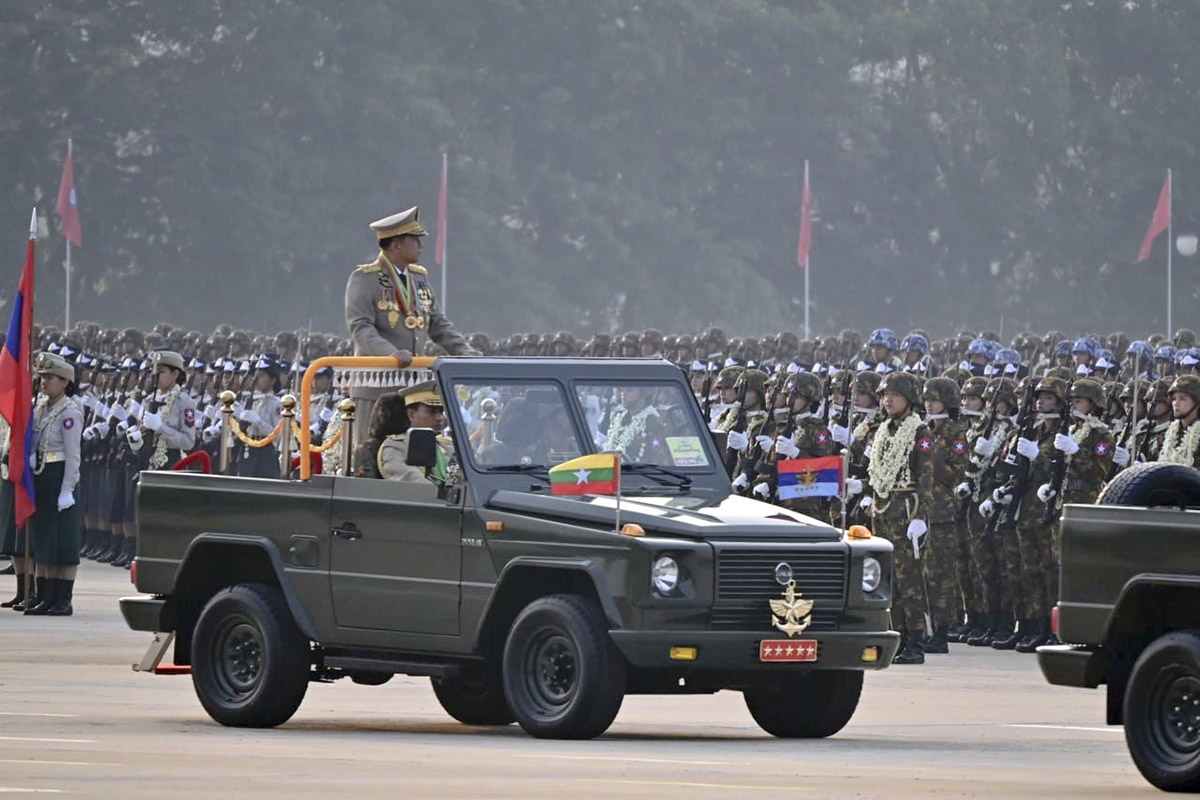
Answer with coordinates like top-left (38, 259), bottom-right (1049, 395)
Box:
top-left (450, 378), bottom-right (712, 471)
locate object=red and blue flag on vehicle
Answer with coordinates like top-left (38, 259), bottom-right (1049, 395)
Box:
top-left (777, 455), bottom-right (842, 500)
top-left (0, 210), bottom-right (38, 525)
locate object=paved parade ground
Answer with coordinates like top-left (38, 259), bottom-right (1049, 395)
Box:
top-left (0, 562), bottom-right (1152, 798)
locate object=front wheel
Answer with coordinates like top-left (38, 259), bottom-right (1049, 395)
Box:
top-left (744, 669), bottom-right (863, 738)
top-left (1125, 631), bottom-right (1200, 791)
top-left (191, 583), bottom-right (310, 728)
top-left (502, 594), bottom-right (626, 739)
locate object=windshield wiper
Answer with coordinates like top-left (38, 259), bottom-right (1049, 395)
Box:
top-left (621, 462), bottom-right (692, 490)
top-left (484, 463), bottom-right (550, 490)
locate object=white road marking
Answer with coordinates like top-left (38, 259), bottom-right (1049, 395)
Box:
top-left (0, 713), bottom-right (79, 719)
top-left (523, 753), bottom-right (746, 766)
top-left (1003, 724), bottom-right (1124, 734)
top-left (0, 760), bottom-right (114, 767)
top-left (0, 737), bottom-right (94, 744)
top-left (601, 779), bottom-right (810, 792)
top-left (0, 789), bottom-right (66, 794)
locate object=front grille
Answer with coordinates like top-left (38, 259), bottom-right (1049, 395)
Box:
top-left (712, 547), bottom-right (848, 631)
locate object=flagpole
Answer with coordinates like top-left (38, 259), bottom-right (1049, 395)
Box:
top-left (803, 160), bottom-right (810, 341)
top-left (1167, 168), bottom-right (1173, 335)
top-left (440, 151), bottom-right (448, 315)
top-left (65, 138), bottom-right (72, 331)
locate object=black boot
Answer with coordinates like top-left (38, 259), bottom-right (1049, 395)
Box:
top-left (991, 617), bottom-right (1024, 650)
top-left (112, 536), bottom-right (133, 568)
top-left (893, 634), bottom-right (926, 664)
top-left (1016, 617), bottom-right (1052, 653)
top-left (1, 574), bottom-right (26, 608)
top-left (46, 579), bottom-right (73, 616)
top-left (924, 626), bottom-right (950, 654)
top-left (97, 534), bottom-right (120, 564)
top-left (14, 576), bottom-right (44, 613)
top-left (82, 530), bottom-right (101, 559)
top-left (948, 611), bottom-right (972, 643)
top-left (23, 577), bottom-right (55, 615)
top-left (964, 611), bottom-right (990, 645)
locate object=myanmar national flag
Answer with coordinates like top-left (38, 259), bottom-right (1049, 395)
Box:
top-left (549, 453), bottom-right (619, 496)
top-left (777, 455), bottom-right (842, 501)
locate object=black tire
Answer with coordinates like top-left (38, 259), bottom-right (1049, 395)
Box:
top-left (191, 583), bottom-right (310, 728)
top-left (1099, 462), bottom-right (1200, 508)
top-left (431, 670), bottom-right (515, 726)
top-left (1125, 631), bottom-right (1200, 792)
top-left (502, 594), bottom-right (626, 739)
top-left (744, 670), bottom-right (863, 738)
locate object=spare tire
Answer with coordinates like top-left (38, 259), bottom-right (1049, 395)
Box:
top-left (1099, 462), bottom-right (1200, 508)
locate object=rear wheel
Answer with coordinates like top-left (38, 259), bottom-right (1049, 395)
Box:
top-left (502, 594), bottom-right (625, 739)
top-left (1099, 462), bottom-right (1200, 508)
top-left (191, 583), bottom-right (310, 728)
top-left (1125, 631), bottom-right (1200, 792)
top-left (431, 669), bottom-right (514, 726)
top-left (744, 670), bottom-right (863, 738)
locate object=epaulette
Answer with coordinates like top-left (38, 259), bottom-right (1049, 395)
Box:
top-left (408, 263), bottom-right (428, 276)
top-left (384, 433), bottom-right (408, 442)
top-left (357, 260), bottom-right (382, 274)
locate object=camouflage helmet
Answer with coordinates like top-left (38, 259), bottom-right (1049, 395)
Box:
top-left (922, 377), bottom-right (960, 410)
top-left (1046, 366), bottom-right (1075, 382)
top-left (787, 371), bottom-right (823, 402)
top-left (120, 327), bottom-right (144, 347)
top-left (940, 366), bottom-right (972, 386)
top-left (274, 330), bottom-right (298, 349)
top-left (675, 333), bottom-right (695, 350)
top-left (714, 365), bottom-right (744, 390)
top-left (1146, 377), bottom-right (1173, 406)
top-left (702, 326), bottom-right (727, 350)
top-left (853, 370), bottom-right (883, 398)
top-left (523, 332), bottom-right (541, 347)
top-left (641, 328), bottom-right (663, 347)
top-left (1174, 328), bottom-right (1197, 349)
top-left (1120, 380), bottom-right (1150, 404)
top-left (1169, 374), bottom-right (1200, 404)
top-left (878, 371), bottom-right (921, 405)
top-left (985, 377), bottom-right (1019, 408)
top-left (592, 332), bottom-right (612, 346)
top-left (1033, 376), bottom-right (1069, 405)
top-left (468, 332), bottom-right (492, 353)
top-left (1069, 378), bottom-right (1107, 410)
top-left (777, 330), bottom-right (800, 353)
top-left (621, 331), bottom-right (641, 347)
top-left (960, 376), bottom-right (989, 399)
top-left (741, 368), bottom-right (769, 398)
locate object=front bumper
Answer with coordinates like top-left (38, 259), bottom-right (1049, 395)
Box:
top-left (609, 629), bottom-right (900, 670)
top-left (1036, 644), bottom-right (1107, 688)
top-left (120, 595), bottom-right (175, 633)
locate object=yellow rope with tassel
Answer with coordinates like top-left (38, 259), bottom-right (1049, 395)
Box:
top-left (292, 423), bottom-right (344, 454)
top-left (227, 416), bottom-right (285, 448)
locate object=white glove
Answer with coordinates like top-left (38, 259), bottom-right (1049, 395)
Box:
top-left (845, 477), bottom-right (863, 497)
top-left (726, 430), bottom-right (749, 451)
top-left (96, 422), bottom-right (110, 437)
top-left (116, 420), bottom-right (130, 434)
top-left (202, 424), bottom-right (220, 443)
top-left (82, 425), bottom-right (97, 442)
top-left (751, 482), bottom-right (770, 499)
top-left (56, 491), bottom-right (74, 511)
top-left (831, 424), bottom-right (852, 446)
top-left (859, 495), bottom-right (873, 511)
top-left (128, 400), bottom-right (143, 418)
top-left (864, 444), bottom-right (873, 460)
top-left (1016, 437), bottom-right (1039, 461)
top-left (319, 407), bottom-right (335, 423)
top-left (142, 411), bottom-right (162, 431)
top-left (774, 435), bottom-right (800, 459)
top-left (237, 409), bottom-right (263, 427)
top-left (310, 422), bottom-right (322, 437)
top-left (973, 438), bottom-right (995, 458)
top-left (979, 499), bottom-right (996, 518)
top-left (906, 519), bottom-right (927, 558)
top-left (1113, 446), bottom-right (1130, 467)
top-left (954, 482), bottom-right (972, 500)
top-left (1036, 483), bottom-right (1056, 503)
top-left (755, 434), bottom-right (773, 451)
top-left (1054, 433), bottom-right (1080, 455)
top-left (992, 486), bottom-right (1014, 506)
top-left (731, 472), bottom-right (750, 492)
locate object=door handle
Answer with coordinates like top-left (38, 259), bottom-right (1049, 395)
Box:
top-left (332, 522), bottom-right (362, 540)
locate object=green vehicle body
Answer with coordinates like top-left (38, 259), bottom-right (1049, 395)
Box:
top-left (1038, 502), bottom-right (1200, 724)
top-left (121, 358), bottom-right (898, 698)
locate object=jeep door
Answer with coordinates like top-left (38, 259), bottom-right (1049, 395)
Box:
top-left (328, 476), bottom-right (463, 634)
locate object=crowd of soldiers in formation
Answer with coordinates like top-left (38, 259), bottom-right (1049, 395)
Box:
top-left (6, 320), bottom-right (1200, 662)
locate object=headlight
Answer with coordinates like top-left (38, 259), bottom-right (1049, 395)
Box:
top-left (862, 557), bottom-right (882, 593)
top-left (651, 555), bottom-right (679, 594)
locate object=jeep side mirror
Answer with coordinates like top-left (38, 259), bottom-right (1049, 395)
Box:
top-left (406, 427), bottom-right (438, 469)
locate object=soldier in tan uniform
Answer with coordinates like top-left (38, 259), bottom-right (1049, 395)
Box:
top-left (344, 207), bottom-right (478, 438)
top-left (378, 382), bottom-right (455, 484)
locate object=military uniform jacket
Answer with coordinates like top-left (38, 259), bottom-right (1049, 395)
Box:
top-left (867, 413), bottom-right (934, 517)
top-left (1061, 417), bottom-right (1114, 505)
top-left (245, 392), bottom-right (283, 443)
top-left (926, 416), bottom-right (970, 524)
top-left (344, 255), bottom-right (470, 361)
top-left (34, 395), bottom-right (84, 496)
top-left (1157, 418), bottom-right (1200, 468)
top-left (378, 433), bottom-right (453, 483)
top-left (143, 388), bottom-right (198, 455)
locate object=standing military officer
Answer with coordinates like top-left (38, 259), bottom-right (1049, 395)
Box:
top-left (345, 207), bottom-right (478, 439)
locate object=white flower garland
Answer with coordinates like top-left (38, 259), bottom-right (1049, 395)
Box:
top-left (148, 386), bottom-right (181, 470)
top-left (1070, 413), bottom-right (1108, 446)
top-left (867, 412), bottom-right (921, 499)
top-left (1160, 419), bottom-right (1200, 465)
top-left (605, 405), bottom-right (659, 461)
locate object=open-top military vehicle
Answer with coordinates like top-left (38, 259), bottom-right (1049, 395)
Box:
top-left (122, 356), bottom-right (898, 739)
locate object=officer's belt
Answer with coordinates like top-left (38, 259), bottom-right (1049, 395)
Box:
top-left (41, 451), bottom-right (66, 464)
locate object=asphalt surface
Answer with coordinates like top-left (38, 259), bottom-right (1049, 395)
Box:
top-left (0, 560), bottom-right (1153, 798)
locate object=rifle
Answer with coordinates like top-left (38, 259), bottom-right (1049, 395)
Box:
top-left (983, 379), bottom-right (1038, 538)
top-left (700, 362), bottom-right (717, 425)
top-left (737, 371), bottom-right (788, 494)
top-left (957, 399), bottom-right (1000, 523)
top-left (1040, 379), bottom-right (1076, 526)
top-left (724, 373), bottom-right (750, 478)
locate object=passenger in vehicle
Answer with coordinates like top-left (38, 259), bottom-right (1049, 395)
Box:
top-left (353, 393), bottom-right (408, 479)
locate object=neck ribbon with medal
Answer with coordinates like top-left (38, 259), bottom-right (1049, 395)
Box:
top-left (379, 254), bottom-right (426, 331)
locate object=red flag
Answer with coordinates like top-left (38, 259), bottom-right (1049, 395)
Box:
top-left (0, 211), bottom-right (38, 525)
top-left (797, 161), bottom-right (811, 268)
top-left (1137, 172), bottom-right (1170, 262)
top-left (56, 140), bottom-right (82, 247)
top-left (435, 152), bottom-right (448, 267)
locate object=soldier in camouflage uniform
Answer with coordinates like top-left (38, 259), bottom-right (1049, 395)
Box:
top-left (863, 372), bottom-right (934, 664)
top-left (919, 377), bottom-right (970, 653)
top-left (1158, 375), bottom-right (1200, 468)
top-left (747, 372), bottom-right (833, 518)
top-left (723, 369), bottom-right (770, 482)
